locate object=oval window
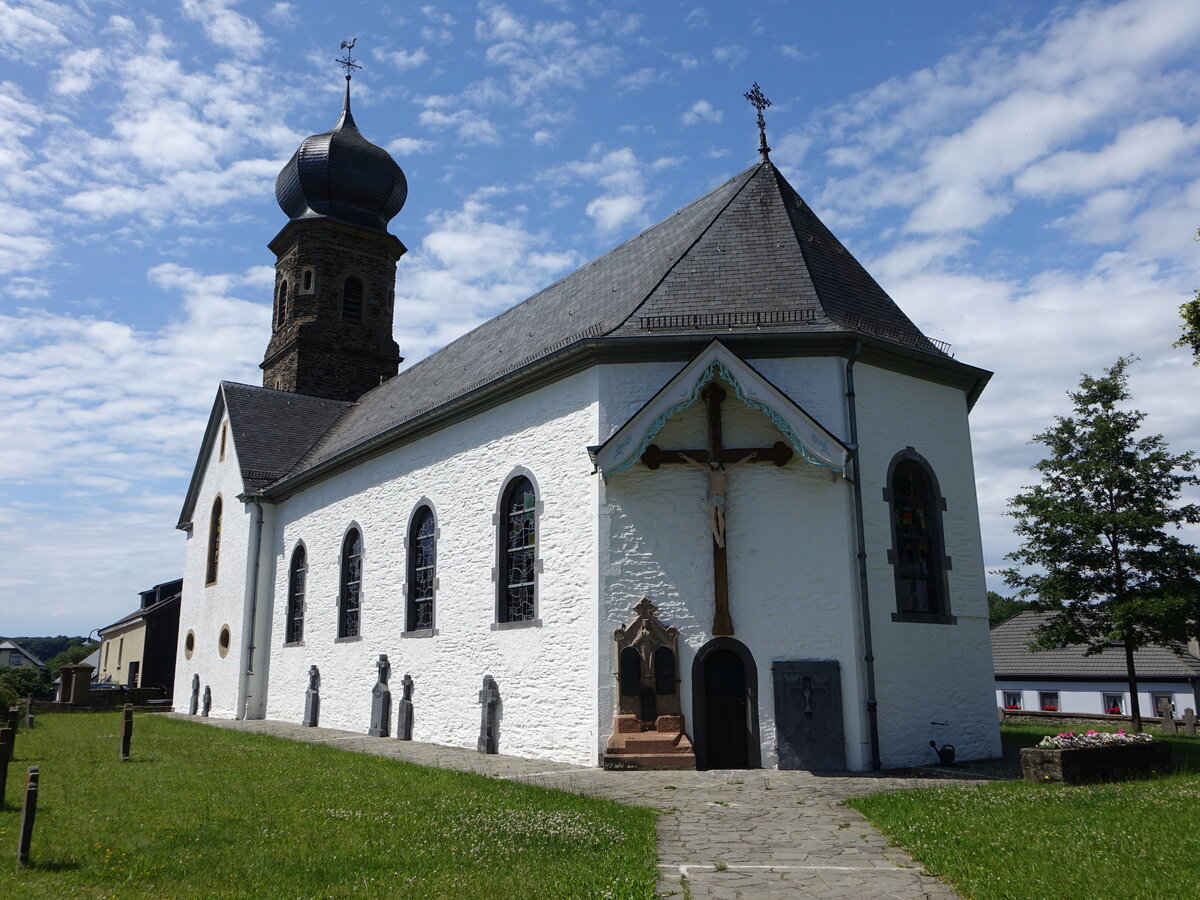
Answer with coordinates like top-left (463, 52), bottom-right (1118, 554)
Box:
top-left (184, 630), bottom-right (196, 660)
top-left (218, 625), bottom-right (231, 658)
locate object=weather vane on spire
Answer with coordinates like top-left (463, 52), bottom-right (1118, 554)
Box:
top-left (337, 38), bottom-right (361, 80)
top-left (743, 82), bottom-right (772, 161)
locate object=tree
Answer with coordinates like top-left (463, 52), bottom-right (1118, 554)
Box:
top-left (1000, 356), bottom-right (1200, 732)
top-left (0, 665), bottom-right (48, 699)
top-left (46, 642), bottom-right (99, 680)
top-left (1174, 229), bottom-right (1200, 364)
top-left (987, 590), bottom-right (1035, 628)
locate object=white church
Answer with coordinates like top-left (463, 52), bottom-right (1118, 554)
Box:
top-left (174, 75), bottom-right (1001, 771)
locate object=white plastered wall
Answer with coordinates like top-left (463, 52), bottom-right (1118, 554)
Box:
top-left (597, 357), bottom-right (868, 769)
top-left (855, 362), bottom-right (1002, 767)
top-left (174, 413), bottom-right (256, 717)
top-left (263, 370), bottom-right (600, 766)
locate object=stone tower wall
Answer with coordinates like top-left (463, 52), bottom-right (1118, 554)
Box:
top-left (262, 219), bottom-right (405, 401)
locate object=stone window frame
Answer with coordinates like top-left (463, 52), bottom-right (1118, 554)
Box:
top-left (337, 522), bottom-right (365, 641)
top-left (1039, 690), bottom-right (1059, 712)
top-left (883, 448), bottom-right (955, 625)
top-left (205, 495), bottom-right (223, 586)
top-left (184, 629), bottom-right (196, 660)
top-left (275, 278), bottom-right (289, 328)
top-left (403, 499), bottom-right (439, 637)
top-left (491, 467), bottom-right (543, 630)
top-left (219, 421), bottom-right (227, 462)
top-left (284, 541), bottom-right (307, 646)
top-left (299, 265), bottom-right (316, 295)
top-left (218, 624), bottom-right (231, 659)
top-left (340, 273), bottom-right (366, 324)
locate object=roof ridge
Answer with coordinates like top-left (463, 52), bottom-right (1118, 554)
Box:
top-left (605, 162), bottom-right (764, 334)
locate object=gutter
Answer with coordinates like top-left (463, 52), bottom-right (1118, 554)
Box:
top-left (241, 494), bottom-right (266, 720)
top-left (846, 340), bottom-right (882, 770)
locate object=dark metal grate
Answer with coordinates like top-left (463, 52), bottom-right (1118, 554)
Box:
top-left (639, 308), bottom-right (821, 330)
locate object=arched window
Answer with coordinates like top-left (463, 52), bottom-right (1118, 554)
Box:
top-left (285, 544), bottom-right (307, 644)
top-left (886, 450), bottom-right (953, 622)
top-left (499, 475), bottom-right (536, 623)
top-left (407, 506), bottom-right (436, 631)
top-left (205, 496), bottom-right (222, 585)
top-left (276, 279), bottom-right (288, 327)
top-left (338, 527), bottom-right (363, 638)
top-left (342, 277), bottom-right (363, 323)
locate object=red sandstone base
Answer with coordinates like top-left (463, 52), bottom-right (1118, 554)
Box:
top-left (603, 714), bottom-right (697, 770)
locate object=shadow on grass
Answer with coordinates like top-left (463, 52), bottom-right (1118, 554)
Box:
top-left (23, 860), bottom-right (82, 873)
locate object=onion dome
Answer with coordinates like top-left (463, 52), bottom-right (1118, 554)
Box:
top-left (275, 78), bottom-right (408, 233)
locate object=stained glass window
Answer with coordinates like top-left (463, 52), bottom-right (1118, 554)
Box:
top-left (407, 506), bottom-right (435, 631)
top-left (206, 496), bottom-right (222, 585)
top-left (339, 527), bottom-right (363, 638)
top-left (890, 457), bottom-right (946, 616)
top-left (286, 544), bottom-right (306, 644)
top-left (502, 476), bottom-right (536, 622)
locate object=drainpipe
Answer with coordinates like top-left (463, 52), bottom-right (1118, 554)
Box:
top-left (241, 495), bottom-right (265, 720)
top-left (846, 341), bottom-right (882, 770)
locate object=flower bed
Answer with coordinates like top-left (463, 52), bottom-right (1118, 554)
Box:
top-left (1021, 730), bottom-right (1172, 784)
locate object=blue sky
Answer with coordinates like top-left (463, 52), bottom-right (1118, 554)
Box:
top-left (2, 0), bottom-right (1198, 637)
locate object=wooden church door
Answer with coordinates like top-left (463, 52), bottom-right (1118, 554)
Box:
top-left (693, 638), bottom-right (761, 769)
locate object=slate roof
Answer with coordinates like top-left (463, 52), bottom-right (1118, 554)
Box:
top-left (992, 612), bottom-right (1200, 680)
top-left (98, 592), bottom-right (182, 635)
top-left (0, 640), bottom-right (46, 668)
top-left (289, 160), bottom-right (950, 476)
top-left (221, 383), bottom-right (352, 491)
top-left (183, 159), bottom-right (984, 514)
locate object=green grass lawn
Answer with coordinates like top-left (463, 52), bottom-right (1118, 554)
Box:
top-left (849, 725), bottom-right (1200, 900)
top-left (0, 713), bottom-right (658, 899)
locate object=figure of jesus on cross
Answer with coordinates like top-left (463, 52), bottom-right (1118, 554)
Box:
top-left (677, 451), bottom-right (758, 548)
top-left (642, 381), bottom-right (793, 635)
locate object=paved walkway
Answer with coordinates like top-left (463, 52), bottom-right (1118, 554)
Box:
top-left (176, 716), bottom-right (979, 898)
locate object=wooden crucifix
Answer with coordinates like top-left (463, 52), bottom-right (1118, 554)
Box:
top-left (641, 382), bottom-right (792, 636)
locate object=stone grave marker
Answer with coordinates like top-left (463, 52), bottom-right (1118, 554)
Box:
top-left (24, 696), bottom-right (34, 729)
top-left (369, 654), bottom-right (391, 737)
top-left (0, 725), bottom-right (13, 807)
top-left (302, 665), bottom-right (320, 727)
top-left (189, 674), bottom-right (200, 715)
top-left (1183, 707), bottom-right (1197, 737)
top-left (119, 704), bottom-right (133, 761)
top-left (397, 674), bottom-right (414, 741)
top-left (201, 685), bottom-right (212, 717)
top-left (1159, 698), bottom-right (1176, 733)
top-left (17, 766), bottom-right (38, 866)
top-left (478, 675), bottom-right (500, 754)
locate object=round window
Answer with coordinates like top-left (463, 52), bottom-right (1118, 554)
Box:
top-left (218, 625), bottom-right (231, 658)
top-left (184, 630), bottom-right (196, 660)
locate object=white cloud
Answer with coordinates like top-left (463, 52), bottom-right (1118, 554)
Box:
top-left (779, 45), bottom-right (815, 62)
top-left (180, 0), bottom-right (265, 57)
top-left (684, 7), bottom-right (708, 30)
top-left (544, 145), bottom-right (654, 234)
top-left (419, 106), bottom-right (502, 145)
top-left (387, 136), bottom-right (435, 155)
top-left (376, 46), bottom-right (430, 71)
top-left (1016, 117), bottom-right (1200, 197)
top-left (682, 99), bottom-right (722, 126)
top-left (712, 44), bottom-right (746, 67)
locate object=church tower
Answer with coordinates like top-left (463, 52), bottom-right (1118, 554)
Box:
top-left (261, 73), bottom-right (407, 401)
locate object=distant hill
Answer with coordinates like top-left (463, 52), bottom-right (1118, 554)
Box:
top-left (0, 636), bottom-right (92, 662)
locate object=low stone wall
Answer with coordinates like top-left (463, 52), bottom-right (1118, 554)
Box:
top-left (37, 687), bottom-right (169, 712)
top-left (1002, 710), bottom-right (1168, 730)
top-left (1020, 742), bottom-right (1173, 784)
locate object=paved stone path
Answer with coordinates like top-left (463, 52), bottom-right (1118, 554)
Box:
top-left (177, 716), bottom-right (978, 898)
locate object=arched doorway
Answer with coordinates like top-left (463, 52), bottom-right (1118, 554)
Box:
top-left (692, 638), bottom-right (760, 769)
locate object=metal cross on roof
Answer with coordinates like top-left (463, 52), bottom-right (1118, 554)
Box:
top-left (743, 82), bottom-right (772, 161)
top-left (337, 38), bottom-right (362, 79)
